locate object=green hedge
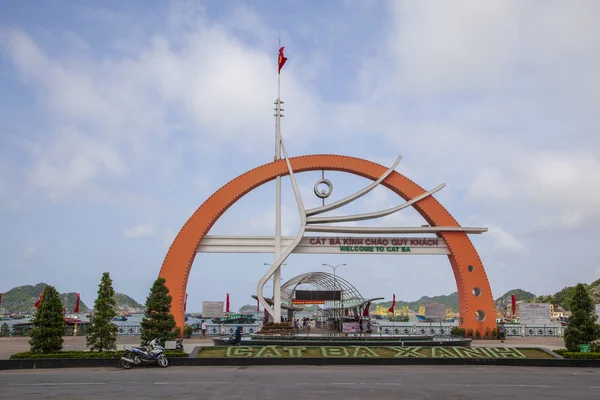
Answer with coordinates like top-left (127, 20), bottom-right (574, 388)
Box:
top-left (554, 348), bottom-right (568, 356)
top-left (10, 350), bottom-right (189, 360)
top-left (560, 352), bottom-right (600, 359)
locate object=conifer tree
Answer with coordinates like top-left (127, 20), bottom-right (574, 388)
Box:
top-left (564, 283), bottom-right (599, 352)
top-left (140, 277), bottom-right (177, 345)
top-left (86, 272), bottom-right (118, 351)
top-left (29, 285), bottom-right (64, 353)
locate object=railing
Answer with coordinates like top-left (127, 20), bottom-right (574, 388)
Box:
top-left (505, 325), bottom-right (564, 337)
top-left (376, 323), bottom-right (564, 338)
top-left (0, 322), bottom-right (563, 337)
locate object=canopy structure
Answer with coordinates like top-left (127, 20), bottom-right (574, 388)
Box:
top-left (280, 272), bottom-right (365, 310)
top-left (250, 295), bottom-right (304, 312)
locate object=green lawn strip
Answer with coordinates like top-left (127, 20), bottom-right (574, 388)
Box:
top-left (514, 348), bottom-right (555, 359)
top-left (195, 346), bottom-right (553, 359)
top-left (10, 351), bottom-right (189, 360)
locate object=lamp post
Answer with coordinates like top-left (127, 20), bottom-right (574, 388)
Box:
top-left (323, 263), bottom-right (346, 331)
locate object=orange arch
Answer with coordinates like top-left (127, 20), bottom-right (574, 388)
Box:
top-left (159, 154), bottom-right (496, 336)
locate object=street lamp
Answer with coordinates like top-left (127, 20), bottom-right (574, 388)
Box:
top-left (323, 263), bottom-right (346, 330)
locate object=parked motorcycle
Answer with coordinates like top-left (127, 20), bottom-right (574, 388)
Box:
top-left (175, 339), bottom-right (184, 351)
top-left (121, 338), bottom-right (169, 369)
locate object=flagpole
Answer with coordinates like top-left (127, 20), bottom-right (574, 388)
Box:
top-left (273, 36), bottom-right (283, 323)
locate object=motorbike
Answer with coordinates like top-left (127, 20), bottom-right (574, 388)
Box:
top-left (121, 338), bottom-right (169, 369)
top-left (175, 339), bottom-right (184, 351)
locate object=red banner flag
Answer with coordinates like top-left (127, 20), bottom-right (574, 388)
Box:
top-left (184, 293), bottom-right (188, 312)
top-left (226, 293), bottom-right (230, 313)
top-left (0, 293), bottom-right (2, 306)
top-left (363, 301), bottom-right (371, 317)
top-left (388, 294), bottom-right (396, 313)
top-left (73, 293), bottom-right (80, 313)
top-left (278, 46), bottom-right (287, 73)
top-left (34, 293), bottom-right (42, 308)
top-left (511, 294), bottom-right (516, 315)
top-left (344, 308), bottom-right (349, 317)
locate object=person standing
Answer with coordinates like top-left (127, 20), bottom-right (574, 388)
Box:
top-left (201, 319), bottom-right (207, 339)
top-left (499, 320), bottom-right (506, 343)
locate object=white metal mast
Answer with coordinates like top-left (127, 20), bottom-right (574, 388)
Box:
top-left (272, 37), bottom-right (284, 323)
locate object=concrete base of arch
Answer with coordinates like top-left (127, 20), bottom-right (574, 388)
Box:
top-left (158, 154), bottom-right (496, 337)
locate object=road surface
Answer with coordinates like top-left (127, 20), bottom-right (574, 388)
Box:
top-left (1, 365), bottom-right (598, 399)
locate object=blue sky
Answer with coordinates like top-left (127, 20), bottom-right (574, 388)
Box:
top-left (1, 0), bottom-right (599, 311)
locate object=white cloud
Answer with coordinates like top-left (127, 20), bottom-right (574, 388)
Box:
top-left (123, 222), bottom-right (155, 239)
top-left (485, 225), bottom-right (527, 255)
top-left (24, 245), bottom-right (36, 259)
top-left (467, 150), bottom-right (600, 229)
top-left (3, 9), bottom-right (323, 202)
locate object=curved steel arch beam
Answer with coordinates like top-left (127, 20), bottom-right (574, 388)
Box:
top-left (256, 137), bottom-right (307, 318)
top-left (306, 155), bottom-right (402, 216)
top-left (307, 183), bottom-right (445, 224)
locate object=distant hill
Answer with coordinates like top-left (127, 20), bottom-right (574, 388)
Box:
top-left (376, 292), bottom-right (460, 312)
top-left (536, 278), bottom-right (600, 311)
top-left (0, 283), bottom-right (90, 313)
top-left (113, 293), bottom-right (144, 313)
top-left (238, 304), bottom-right (258, 314)
top-left (372, 280), bottom-right (599, 314)
top-left (494, 289), bottom-right (537, 308)
top-left (0, 283), bottom-right (143, 314)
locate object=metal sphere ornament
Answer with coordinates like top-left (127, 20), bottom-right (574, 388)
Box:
top-left (314, 178), bottom-right (333, 199)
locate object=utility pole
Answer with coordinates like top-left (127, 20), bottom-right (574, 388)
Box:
top-left (323, 263), bottom-right (346, 331)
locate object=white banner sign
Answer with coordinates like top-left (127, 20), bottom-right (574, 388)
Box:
top-left (197, 236), bottom-right (449, 255)
top-left (518, 303), bottom-right (551, 325)
top-left (202, 301), bottom-right (224, 318)
top-left (425, 303), bottom-right (446, 319)
top-left (596, 304), bottom-right (600, 324)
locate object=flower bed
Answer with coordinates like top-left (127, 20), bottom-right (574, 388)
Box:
top-left (196, 346), bottom-right (554, 359)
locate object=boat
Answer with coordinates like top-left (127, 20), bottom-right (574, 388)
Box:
top-left (416, 314), bottom-right (435, 322)
top-left (211, 313), bottom-right (256, 324)
top-left (113, 316), bottom-right (128, 322)
top-left (388, 314), bottom-right (410, 322)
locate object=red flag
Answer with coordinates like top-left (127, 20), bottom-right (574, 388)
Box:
top-left (363, 301), bottom-right (371, 317)
top-left (0, 293), bottom-right (2, 306)
top-left (344, 308), bottom-right (349, 316)
top-left (388, 294), bottom-right (396, 313)
top-left (34, 293), bottom-right (42, 308)
top-left (511, 294), bottom-right (516, 315)
top-left (73, 293), bottom-right (80, 313)
top-left (184, 293), bottom-right (188, 312)
top-left (263, 307), bottom-right (269, 321)
top-left (226, 293), bottom-right (230, 313)
top-left (278, 46), bottom-right (287, 73)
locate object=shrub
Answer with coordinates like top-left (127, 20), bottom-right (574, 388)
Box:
top-left (560, 352), bottom-right (600, 360)
top-left (29, 285), bottom-right (64, 353)
top-left (140, 277), bottom-right (177, 346)
top-left (450, 327), bottom-right (466, 337)
top-left (86, 272), bottom-right (119, 352)
top-left (184, 325), bottom-right (193, 338)
top-left (554, 348), bottom-right (568, 356)
top-left (564, 284), bottom-right (600, 352)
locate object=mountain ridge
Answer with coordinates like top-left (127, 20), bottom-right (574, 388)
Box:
top-left (0, 283), bottom-right (143, 313)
